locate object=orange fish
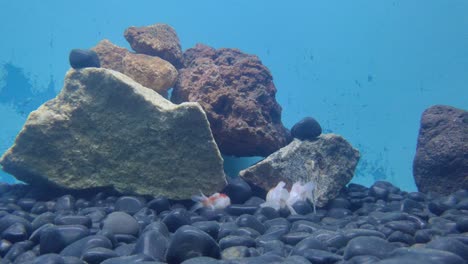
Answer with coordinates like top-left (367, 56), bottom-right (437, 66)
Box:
top-left (191, 192), bottom-right (231, 211)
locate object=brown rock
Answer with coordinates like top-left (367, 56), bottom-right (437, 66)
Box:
top-left (0, 68), bottom-right (226, 200)
top-left (240, 135), bottom-right (360, 207)
top-left (172, 44), bottom-right (291, 157)
top-left (413, 105), bottom-right (468, 195)
top-left (124, 24), bottom-right (183, 68)
top-left (92, 39), bottom-right (177, 97)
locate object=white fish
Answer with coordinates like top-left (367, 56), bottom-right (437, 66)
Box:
top-left (286, 181), bottom-right (316, 214)
top-left (260, 181), bottom-right (290, 211)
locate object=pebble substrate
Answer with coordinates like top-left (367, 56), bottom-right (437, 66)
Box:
top-left (0, 180), bottom-right (467, 264)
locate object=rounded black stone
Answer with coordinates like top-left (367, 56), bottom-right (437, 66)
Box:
top-left (55, 195), bottom-right (75, 212)
top-left (147, 196), bottom-right (171, 214)
top-left (31, 212), bottom-right (56, 231)
top-left (219, 235), bottom-right (256, 250)
top-left (69, 49), bottom-right (100, 69)
top-left (343, 236), bottom-right (397, 260)
top-left (16, 198), bottom-right (36, 212)
top-left (281, 232), bottom-right (310, 246)
top-left (40, 225), bottom-right (89, 254)
top-left (222, 177), bottom-right (252, 204)
top-left (55, 215), bottom-right (92, 228)
top-left (2, 222), bottom-right (28, 243)
top-left (102, 211), bottom-right (139, 236)
top-left (131, 230), bottom-right (168, 261)
top-left (225, 204), bottom-right (258, 216)
top-left (166, 225), bottom-right (220, 264)
top-left (0, 214), bottom-right (32, 234)
top-left (291, 201), bottom-right (313, 215)
top-left (191, 221), bottom-right (220, 239)
top-left (425, 237), bottom-right (468, 261)
top-left (161, 208), bottom-right (191, 233)
top-left (291, 117), bottom-right (322, 140)
top-left (220, 246), bottom-right (251, 260)
top-left (100, 254), bottom-right (154, 264)
top-left (31, 253), bottom-right (67, 264)
top-left (114, 196), bottom-right (145, 214)
top-left (235, 214), bottom-right (265, 234)
top-left (0, 239), bottom-right (12, 257)
top-left (60, 234), bottom-right (112, 258)
top-left (82, 247), bottom-right (118, 264)
top-left (256, 206), bottom-right (280, 220)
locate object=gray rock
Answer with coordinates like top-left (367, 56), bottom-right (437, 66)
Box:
top-left (413, 105), bottom-right (468, 195)
top-left (240, 135), bottom-right (360, 206)
top-left (0, 68), bottom-right (226, 199)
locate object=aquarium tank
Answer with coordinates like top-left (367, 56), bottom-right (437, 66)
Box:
top-left (0, 1), bottom-right (467, 263)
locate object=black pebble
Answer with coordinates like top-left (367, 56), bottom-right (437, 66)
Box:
top-left (2, 222), bottom-right (28, 243)
top-left (39, 225), bottom-right (89, 254)
top-left (147, 196), bottom-right (171, 214)
top-left (291, 117), bottom-right (322, 140)
top-left (114, 196), bottom-right (145, 214)
top-left (235, 214), bottom-right (265, 234)
top-left (223, 177), bottom-right (252, 204)
top-left (82, 247), bottom-right (118, 264)
top-left (131, 230), bottom-right (168, 261)
top-left (165, 225), bottom-right (220, 264)
top-left (60, 235), bottom-right (112, 258)
top-left (161, 208), bottom-right (191, 233)
top-left (69, 49), bottom-right (100, 69)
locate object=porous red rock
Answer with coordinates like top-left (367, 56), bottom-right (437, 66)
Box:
top-left (172, 44), bottom-right (290, 157)
top-left (124, 24), bottom-right (183, 69)
top-left (92, 39), bottom-right (177, 97)
top-left (413, 105), bottom-right (468, 195)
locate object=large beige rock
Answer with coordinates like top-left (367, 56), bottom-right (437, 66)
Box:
top-left (92, 39), bottom-right (178, 98)
top-left (240, 135), bottom-right (360, 207)
top-left (0, 68), bottom-right (226, 199)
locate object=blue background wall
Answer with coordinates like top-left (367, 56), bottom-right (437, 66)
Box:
top-left (1, 0), bottom-right (467, 190)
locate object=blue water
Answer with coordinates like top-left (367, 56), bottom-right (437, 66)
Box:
top-left (1, 0), bottom-right (467, 190)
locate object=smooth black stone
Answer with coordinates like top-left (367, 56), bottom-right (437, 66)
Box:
top-left (40, 225), bottom-right (90, 254)
top-left (100, 254), bottom-right (155, 264)
top-left (388, 193), bottom-right (404, 201)
top-left (235, 214), bottom-right (265, 234)
top-left (84, 209), bottom-right (107, 224)
top-left (227, 254), bottom-right (284, 264)
top-left (30, 202), bottom-right (48, 214)
top-left (281, 232), bottom-right (310, 246)
top-left (55, 195), bottom-right (75, 212)
top-left (230, 227), bottom-right (260, 238)
top-left (388, 230), bottom-right (414, 245)
top-left (161, 208), bottom-right (191, 232)
top-left (425, 237), bottom-right (468, 260)
top-left (456, 198), bottom-right (468, 210)
top-left (114, 243), bottom-right (135, 257)
top-left (455, 216), bottom-right (468, 232)
top-left (343, 236), bottom-right (397, 260)
top-left (346, 255), bottom-right (381, 264)
top-left (4, 241), bottom-right (34, 262)
top-left (179, 256), bottom-right (220, 264)
top-left (16, 198), bottom-right (36, 212)
top-left (141, 221), bottom-right (170, 238)
top-left (326, 208), bottom-right (353, 218)
top-left (298, 248), bottom-right (342, 263)
top-left (63, 256), bottom-right (85, 264)
top-left (75, 199), bottom-right (90, 209)
top-left (113, 234), bottom-right (137, 244)
top-left (82, 247), bottom-right (118, 264)
top-left (388, 248), bottom-right (466, 264)
top-left (69, 49), bottom-right (100, 69)
top-left (0, 214), bottom-right (32, 234)
top-left (428, 200), bottom-right (452, 216)
top-left (33, 253), bottom-right (66, 264)
top-left (291, 237), bottom-right (327, 255)
top-left (166, 225), bottom-right (220, 264)
top-left (191, 221), bottom-right (220, 239)
top-left (257, 239), bottom-right (285, 254)
top-left (2, 222), bottom-right (28, 242)
top-left (13, 250), bottom-right (35, 263)
top-left (264, 218), bottom-right (290, 229)
top-left (243, 197), bottom-right (266, 206)
top-left (55, 215), bottom-right (92, 228)
top-left (218, 222), bottom-right (239, 240)
top-left (196, 208), bottom-right (226, 221)
top-left (220, 245), bottom-right (250, 260)
top-left (385, 220), bottom-right (418, 235)
top-left (290, 220), bottom-right (321, 233)
top-left (31, 212), bottom-right (56, 230)
top-left (401, 199), bottom-right (424, 214)
top-left (226, 204), bottom-right (258, 216)
top-left (133, 208), bottom-right (157, 226)
top-left (131, 230), bottom-right (168, 261)
top-left (312, 229), bottom-right (348, 249)
top-left (291, 201), bottom-right (313, 215)
top-left (291, 117), bottom-right (322, 140)
top-left (102, 211), bottom-right (139, 236)
top-left (147, 197), bottom-right (171, 214)
top-left (114, 196), bottom-right (145, 214)
top-left (282, 255), bottom-right (313, 264)
top-left (327, 197), bottom-right (351, 210)
top-left (29, 223), bottom-right (54, 243)
top-left (0, 239), bottom-right (12, 257)
top-left (256, 206), bottom-right (280, 220)
top-left (258, 226), bottom-right (289, 242)
top-left (60, 235), bottom-right (112, 257)
top-left (369, 184), bottom-right (389, 200)
top-left (343, 229), bottom-right (385, 240)
top-left (219, 235), bottom-right (255, 250)
top-left (223, 177), bottom-right (252, 204)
